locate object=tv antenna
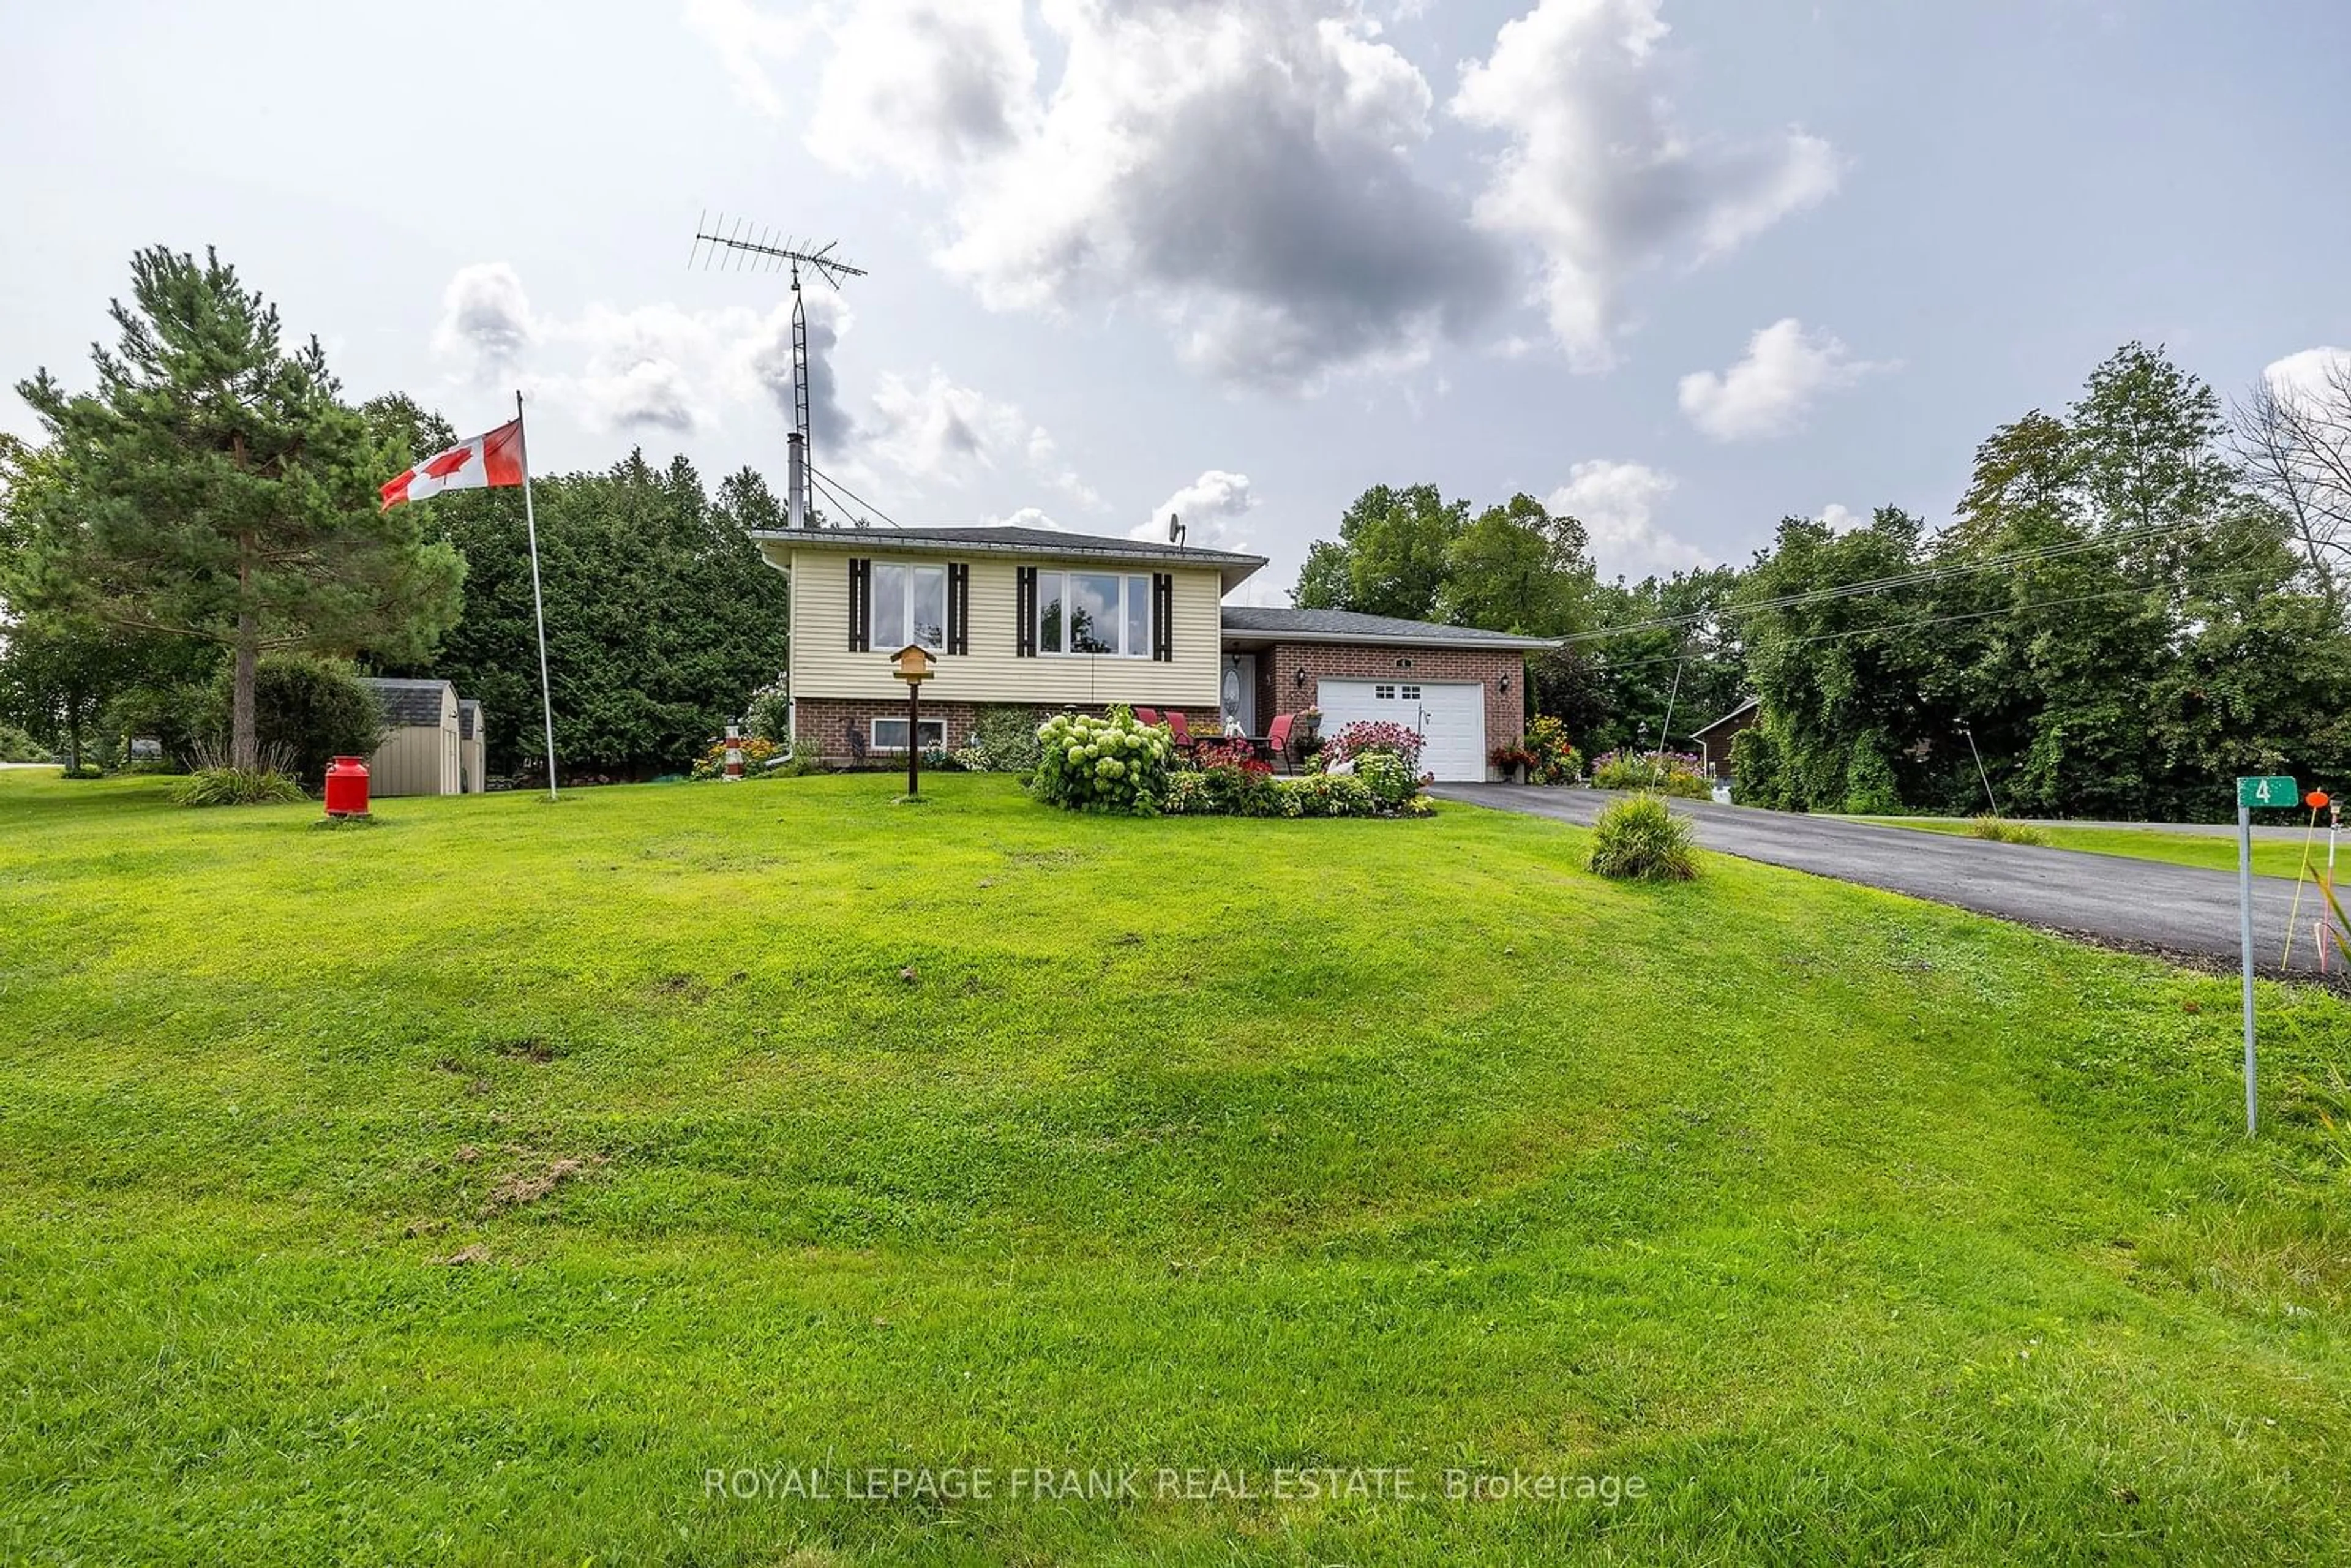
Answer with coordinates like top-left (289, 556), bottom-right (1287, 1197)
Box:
top-left (691, 212), bottom-right (868, 530)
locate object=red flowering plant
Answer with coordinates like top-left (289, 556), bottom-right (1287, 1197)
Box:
top-left (1191, 738), bottom-right (1272, 776)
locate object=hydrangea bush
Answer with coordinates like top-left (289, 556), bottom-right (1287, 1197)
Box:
top-left (1030, 707), bottom-right (1173, 814)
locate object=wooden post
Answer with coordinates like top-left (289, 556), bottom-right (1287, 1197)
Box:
top-left (907, 682), bottom-right (920, 797)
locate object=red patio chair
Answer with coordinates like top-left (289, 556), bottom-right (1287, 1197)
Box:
top-left (1133, 706), bottom-right (1161, 727)
top-left (1165, 710), bottom-right (1198, 752)
top-left (1263, 712), bottom-right (1294, 771)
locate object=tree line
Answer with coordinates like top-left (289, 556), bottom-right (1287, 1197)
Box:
top-left (1289, 343), bottom-right (2351, 819)
top-left (9, 246), bottom-right (2347, 815)
top-left (1, 247), bottom-right (789, 782)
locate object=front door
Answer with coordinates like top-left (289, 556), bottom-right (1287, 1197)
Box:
top-left (1221, 654), bottom-right (1257, 736)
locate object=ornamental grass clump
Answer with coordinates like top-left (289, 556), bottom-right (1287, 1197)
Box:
top-left (172, 766), bottom-right (307, 807)
top-left (170, 740), bottom-right (307, 807)
top-left (1030, 707), bottom-right (1172, 814)
top-left (1586, 792), bottom-right (1700, 882)
top-left (1966, 814), bottom-right (2049, 845)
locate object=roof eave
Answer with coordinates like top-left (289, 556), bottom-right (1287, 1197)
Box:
top-left (1221, 629), bottom-right (1558, 652)
top-left (750, 528), bottom-right (1265, 593)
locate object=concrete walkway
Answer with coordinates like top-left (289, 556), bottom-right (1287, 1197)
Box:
top-left (1431, 785), bottom-right (2340, 976)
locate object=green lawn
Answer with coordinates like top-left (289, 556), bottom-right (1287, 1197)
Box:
top-left (1868, 816), bottom-right (2337, 880)
top-left (3, 769), bottom-right (2350, 1565)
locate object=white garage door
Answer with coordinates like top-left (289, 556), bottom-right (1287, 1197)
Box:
top-left (1318, 678), bottom-right (1486, 781)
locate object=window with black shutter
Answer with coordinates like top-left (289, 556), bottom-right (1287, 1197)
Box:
top-left (947, 563), bottom-right (969, 655)
top-left (1015, 566), bottom-right (1037, 657)
top-left (1152, 572), bottom-right (1174, 662)
top-left (847, 558), bottom-right (871, 652)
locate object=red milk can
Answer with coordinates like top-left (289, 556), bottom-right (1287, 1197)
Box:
top-left (324, 756), bottom-right (372, 818)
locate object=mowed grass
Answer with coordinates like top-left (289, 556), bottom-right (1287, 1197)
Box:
top-left (2, 770), bottom-right (2350, 1566)
top-left (1867, 816), bottom-right (2332, 880)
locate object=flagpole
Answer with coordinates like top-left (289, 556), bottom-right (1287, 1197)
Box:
top-left (517, 389), bottom-right (559, 802)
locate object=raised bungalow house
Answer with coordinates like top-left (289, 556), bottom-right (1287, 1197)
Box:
top-left (751, 524), bottom-right (1558, 782)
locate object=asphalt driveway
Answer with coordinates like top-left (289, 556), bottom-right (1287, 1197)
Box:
top-left (1431, 785), bottom-right (2336, 977)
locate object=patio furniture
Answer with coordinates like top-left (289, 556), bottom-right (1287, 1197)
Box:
top-left (1262, 712), bottom-right (1295, 772)
top-left (1133, 706), bottom-right (1161, 727)
top-left (1164, 710), bottom-right (1198, 752)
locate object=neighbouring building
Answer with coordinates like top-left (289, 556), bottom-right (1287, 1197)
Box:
top-left (359, 677), bottom-right (462, 797)
top-left (1690, 697), bottom-right (1760, 782)
top-left (752, 524), bottom-right (1559, 781)
top-left (458, 700), bottom-right (487, 795)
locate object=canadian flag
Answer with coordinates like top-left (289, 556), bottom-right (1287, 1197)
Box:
top-left (380, 418), bottom-right (526, 511)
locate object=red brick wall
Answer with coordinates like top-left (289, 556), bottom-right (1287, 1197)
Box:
top-left (793, 697), bottom-right (1220, 761)
top-left (1261, 643), bottom-right (1528, 762)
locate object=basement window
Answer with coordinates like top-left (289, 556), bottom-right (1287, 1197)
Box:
top-left (871, 717), bottom-right (946, 752)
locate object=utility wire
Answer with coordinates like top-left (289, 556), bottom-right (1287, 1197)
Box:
top-left (806, 463), bottom-right (906, 530)
top-left (1559, 516), bottom-right (2250, 648)
top-left (1587, 560), bottom-right (2287, 677)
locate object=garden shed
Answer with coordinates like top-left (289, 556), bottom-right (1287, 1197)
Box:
top-left (359, 678), bottom-right (461, 797)
top-left (458, 700), bottom-right (487, 794)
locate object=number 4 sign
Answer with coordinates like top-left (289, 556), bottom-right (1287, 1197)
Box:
top-left (2238, 775), bottom-right (2297, 809)
top-left (2234, 775), bottom-right (2298, 1136)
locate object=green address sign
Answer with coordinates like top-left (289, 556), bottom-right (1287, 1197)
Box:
top-left (2237, 775), bottom-right (2298, 809)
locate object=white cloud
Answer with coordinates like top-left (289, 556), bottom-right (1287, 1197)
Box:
top-left (2265, 345), bottom-right (2351, 406)
top-left (433, 263), bottom-right (539, 381)
top-left (427, 265), bottom-right (1088, 510)
top-left (982, 506), bottom-right (1060, 530)
top-left (1545, 459), bottom-right (1703, 579)
top-left (699, 0), bottom-right (1840, 388)
top-left (684, 0), bottom-right (814, 116)
top-left (1815, 502), bottom-right (1867, 533)
top-left (1138, 468), bottom-right (1259, 549)
top-left (1452, 0), bottom-right (1840, 367)
top-left (797, 0), bottom-right (1508, 391)
top-left (805, 0), bottom-right (1036, 183)
top-left (862, 368), bottom-right (1030, 479)
top-left (852, 368), bottom-right (1103, 512)
top-left (1676, 318), bottom-right (1890, 441)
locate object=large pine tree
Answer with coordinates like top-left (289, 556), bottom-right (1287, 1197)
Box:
top-left (12, 247), bottom-right (463, 770)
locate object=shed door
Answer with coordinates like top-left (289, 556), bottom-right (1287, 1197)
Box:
top-left (1317, 678), bottom-right (1485, 781)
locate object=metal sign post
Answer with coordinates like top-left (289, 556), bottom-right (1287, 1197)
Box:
top-left (2235, 774), bottom-right (2296, 1136)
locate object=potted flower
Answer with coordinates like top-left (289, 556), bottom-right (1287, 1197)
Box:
top-left (1490, 741), bottom-right (1539, 783)
top-left (1294, 706), bottom-right (1322, 746)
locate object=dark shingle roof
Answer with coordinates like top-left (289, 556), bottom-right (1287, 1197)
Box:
top-left (458, 699), bottom-right (482, 740)
top-left (1218, 606), bottom-right (1559, 650)
top-left (1690, 696), bottom-right (1759, 737)
top-left (360, 677), bottom-right (455, 730)
top-left (841, 524), bottom-right (1261, 564)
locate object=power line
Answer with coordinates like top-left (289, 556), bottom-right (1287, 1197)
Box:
top-left (1586, 560), bottom-right (2287, 677)
top-left (1558, 516), bottom-right (2251, 648)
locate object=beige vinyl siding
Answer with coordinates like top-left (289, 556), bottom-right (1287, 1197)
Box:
top-left (784, 547), bottom-right (1224, 708)
top-left (368, 691), bottom-right (461, 797)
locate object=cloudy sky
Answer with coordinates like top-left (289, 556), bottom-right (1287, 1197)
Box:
top-left (5, 1), bottom-right (2346, 602)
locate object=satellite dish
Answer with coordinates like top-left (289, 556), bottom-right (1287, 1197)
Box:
top-left (1168, 512), bottom-right (1186, 547)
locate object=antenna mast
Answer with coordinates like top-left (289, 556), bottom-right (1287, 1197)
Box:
top-left (691, 212), bottom-right (868, 529)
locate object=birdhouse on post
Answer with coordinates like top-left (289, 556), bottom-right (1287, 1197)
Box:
top-left (890, 643), bottom-right (935, 797)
